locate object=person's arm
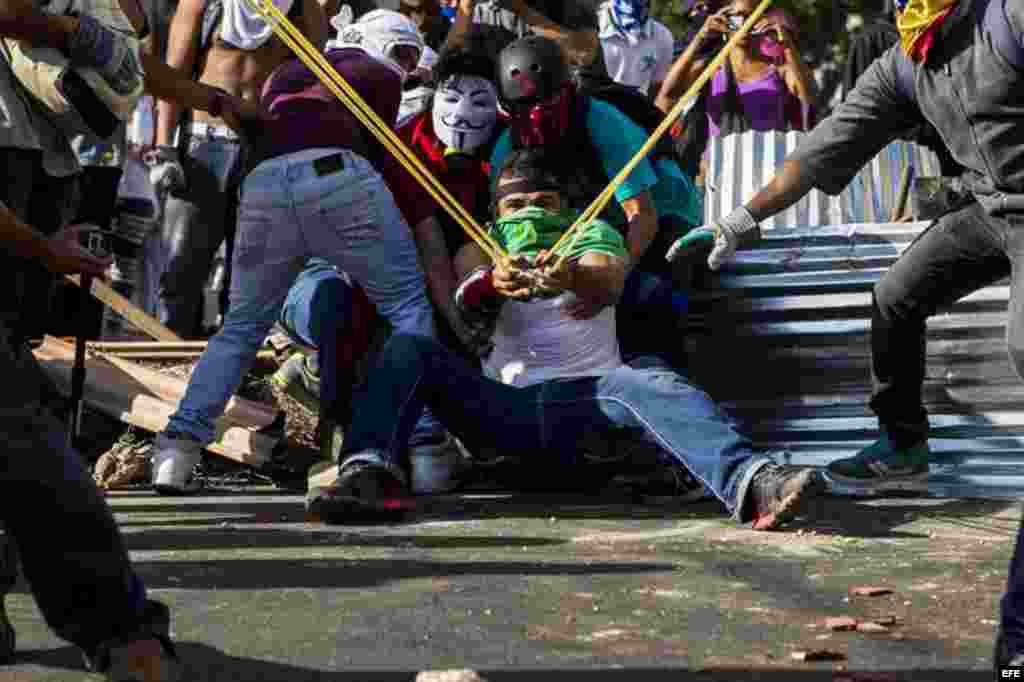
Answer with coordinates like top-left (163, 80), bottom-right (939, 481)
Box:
top-left (411, 215), bottom-right (477, 346)
top-left (153, 0), bottom-right (204, 147)
top-left (654, 9), bottom-right (729, 114)
top-left (0, 0), bottom-right (80, 49)
top-left (620, 191), bottom-right (656, 266)
top-left (299, 0), bottom-right (328, 51)
top-left (648, 22), bottom-right (674, 98)
top-left (572, 251), bottom-right (626, 306)
top-left (441, 0), bottom-right (475, 51)
top-left (583, 101), bottom-right (659, 264)
top-left (500, 0), bottom-right (597, 65)
top-left (775, 25), bottom-right (816, 108)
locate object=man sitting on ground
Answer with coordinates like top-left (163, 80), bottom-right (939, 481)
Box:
top-left (307, 148), bottom-right (827, 531)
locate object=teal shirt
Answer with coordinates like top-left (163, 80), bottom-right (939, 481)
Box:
top-left (491, 99), bottom-right (701, 230)
top-left (491, 99), bottom-right (658, 204)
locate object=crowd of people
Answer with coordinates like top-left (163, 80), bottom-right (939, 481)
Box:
top-left (2, 0), bottom-right (1024, 678)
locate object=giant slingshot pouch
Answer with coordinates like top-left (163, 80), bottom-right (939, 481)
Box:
top-left (2, 29), bottom-right (144, 140)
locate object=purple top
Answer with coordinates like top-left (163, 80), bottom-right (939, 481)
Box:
top-left (706, 64), bottom-right (814, 138)
top-left (259, 48), bottom-right (402, 165)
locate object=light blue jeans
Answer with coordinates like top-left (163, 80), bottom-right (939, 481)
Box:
top-left (168, 148), bottom-right (440, 444)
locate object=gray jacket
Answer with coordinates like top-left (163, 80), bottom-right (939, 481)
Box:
top-left (791, 0), bottom-right (1024, 215)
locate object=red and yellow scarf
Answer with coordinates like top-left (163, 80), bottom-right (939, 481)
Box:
top-left (896, 0), bottom-right (958, 61)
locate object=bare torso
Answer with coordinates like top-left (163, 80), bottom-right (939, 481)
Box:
top-left (191, 38), bottom-right (293, 125)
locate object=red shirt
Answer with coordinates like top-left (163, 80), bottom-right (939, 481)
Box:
top-left (396, 111), bottom-right (496, 255)
top-left (258, 48), bottom-right (433, 227)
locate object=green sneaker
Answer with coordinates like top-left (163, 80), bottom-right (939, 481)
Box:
top-left (270, 352), bottom-right (321, 413)
top-left (826, 433), bottom-right (930, 494)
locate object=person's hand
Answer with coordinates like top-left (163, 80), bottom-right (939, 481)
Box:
top-left (43, 225), bottom-right (114, 277)
top-left (665, 226), bottom-right (716, 264)
top-left (66, 14), bottom-right (143, 94)
top-left (145, 146), bottom-right (186, 194)
top-left (666, 206), bottom-right (758, 271)
top-left (457, 0), bottom-right (477, 14)
top-left (530, 249), bottom-right (574, 299)
top-left (218, 93), bottom-right (276, 139)
top-left (702, 7), bottom-right (733, 36)
top-left (493, 254), bottom-right (533, 300)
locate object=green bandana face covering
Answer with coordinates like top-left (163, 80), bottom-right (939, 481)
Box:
top-left (491, 207), bottom-right (574, 260)
top-left (490, 207), bottom-right (627, 263)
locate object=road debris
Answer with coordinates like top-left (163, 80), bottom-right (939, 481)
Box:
top-left (825, 617), bottom-right (858, 632)
top-left (790, 649), bottom-right (846, 662)
top-left (849, 586), bottom-right (893, 597)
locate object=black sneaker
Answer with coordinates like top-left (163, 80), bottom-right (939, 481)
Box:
top-left (306, 452), bottom-right (414, 523)
top-left (746, 464), bottom-right (825, 531)
top-left (0, 532), bottom-right (15, 664)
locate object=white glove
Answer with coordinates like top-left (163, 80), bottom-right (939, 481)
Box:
top-left (707, 206), bottom-right (758, 271)
top-left (145, 146), bottom-right (186, 195)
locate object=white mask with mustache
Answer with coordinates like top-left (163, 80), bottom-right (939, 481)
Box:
top-left (432, 75), bottom-right (498, 153)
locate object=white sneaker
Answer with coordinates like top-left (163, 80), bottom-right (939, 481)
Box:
top-left (151, 432), bottom-right (203, 495)
top-left (410, 434), bottom-right (467, 495)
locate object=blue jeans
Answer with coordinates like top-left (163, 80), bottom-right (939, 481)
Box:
top-left (343, 334), bottom-right (773, 520)
top-left (279, 259), bottom-right (356, 419)
top-left (157, 131), bottom-right (243, 338)
top-left (0, 323), bottom-right (157, 659)
top-left (168, 148), bottom-right (441, 445)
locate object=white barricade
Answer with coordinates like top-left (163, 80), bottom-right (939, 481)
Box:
top-left (705, 130), bottom-right (940, 229)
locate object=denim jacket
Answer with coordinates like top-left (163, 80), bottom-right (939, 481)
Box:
top-left (791, 0), bottom-right (1024, 216)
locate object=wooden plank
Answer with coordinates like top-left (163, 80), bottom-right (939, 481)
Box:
top-left (89, 390), bottom-right (274, 469)
top-left (96, 348), bottom-right (279, 362)
top-left (89, 341), bottom-right (208, 351)
top-left (69, 339), bottom-right (280, 428)
top-left (33, 338), bottom-right (280, 469)
top-left (66, 275), bottom-right (182, 342)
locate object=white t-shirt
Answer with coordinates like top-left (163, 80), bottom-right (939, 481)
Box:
top-left (484, 293), bottom-right (622, 388)
top-left (598, 9), bottom-right (674, 96)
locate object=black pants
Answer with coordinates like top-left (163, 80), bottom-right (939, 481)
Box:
top-left (0, 148), bottom-right (81, 340)
top-left (870, 201), bottom-right (1024, 447)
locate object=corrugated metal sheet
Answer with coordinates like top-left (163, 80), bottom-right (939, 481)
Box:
top-left (683, 221), bottom-right (1024, 498)
top-left (705, 132), bottom-right (941, 227)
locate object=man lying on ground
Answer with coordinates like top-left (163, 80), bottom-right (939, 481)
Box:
top-left (306, 148), bottom-right (827, 531)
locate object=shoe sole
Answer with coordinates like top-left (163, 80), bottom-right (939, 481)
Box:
top-left (824, 470), bottom-right (930, 498)
top-left (752, 469), bottom-right (826, 531)
top-left (152, 482), bottom-right (202, 496)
